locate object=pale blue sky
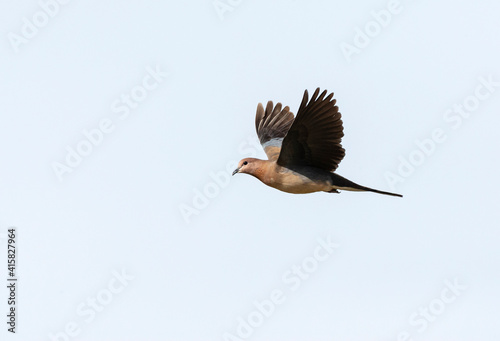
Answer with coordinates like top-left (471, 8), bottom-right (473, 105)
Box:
top-left (1, 0), bottom-right (500, 340)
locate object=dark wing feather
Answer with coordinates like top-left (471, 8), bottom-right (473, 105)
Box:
top-left (255, 101), bottom-right (295, 161)
top-left (277, 88), bottom-right (345, 171)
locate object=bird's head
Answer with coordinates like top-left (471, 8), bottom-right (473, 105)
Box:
top-left (232, 158), bottom-right (259, 176)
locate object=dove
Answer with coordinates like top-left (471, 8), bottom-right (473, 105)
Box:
top-left (232, 88), bottom-right (402, 197)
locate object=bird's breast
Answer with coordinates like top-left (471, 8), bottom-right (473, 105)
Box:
top-left (262, 165), bottom-right (332, 194)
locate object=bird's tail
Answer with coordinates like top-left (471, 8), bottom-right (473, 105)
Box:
top-left (330, 173), bottom-right (403, 198)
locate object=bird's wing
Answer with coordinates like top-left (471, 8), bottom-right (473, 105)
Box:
top-left (255, 101), bottom-right (295, 161)
top-left (277, 88), bottom-right (345, 171)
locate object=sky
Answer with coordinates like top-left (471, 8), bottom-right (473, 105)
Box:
top-left (1, 0), bottom-right (500, 340)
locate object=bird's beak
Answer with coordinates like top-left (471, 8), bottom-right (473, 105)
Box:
top-left (232, 167), bottom-right (240, 176)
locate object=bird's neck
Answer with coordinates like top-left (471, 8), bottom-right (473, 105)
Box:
top-left (247, 159), bottom-right (273, 183)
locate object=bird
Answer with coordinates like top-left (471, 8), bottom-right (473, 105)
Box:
top-left (232, 88), bottom-right (402, 197)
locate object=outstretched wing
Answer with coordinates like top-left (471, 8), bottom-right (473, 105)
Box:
top-left (255, 101), bottom-right (295, 161)
top-left (277, 88), bottom-right (345, 171)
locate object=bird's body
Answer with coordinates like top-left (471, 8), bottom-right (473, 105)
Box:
top-left (233, 88), bottom-right (402, 198)
top-left (242, 159), bottom-right (332, 194)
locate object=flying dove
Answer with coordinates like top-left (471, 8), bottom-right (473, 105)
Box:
top-left (232, 88), bottom-right (403, 197)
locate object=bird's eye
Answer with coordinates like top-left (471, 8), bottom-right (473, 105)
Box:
top-left (243, 161), bottom-right (248, 165)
